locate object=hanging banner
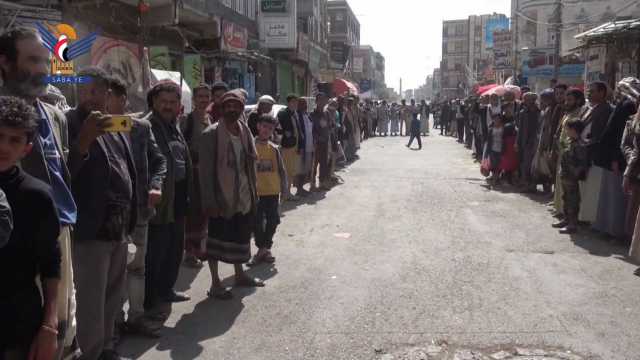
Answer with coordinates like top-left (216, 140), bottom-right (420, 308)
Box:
top-left (222, 20), bottom-right (248, 52)
top-left (183, 54), bottom-right (203, 89)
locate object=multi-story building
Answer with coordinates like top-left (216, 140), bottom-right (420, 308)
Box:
top-left (432, 68), bottom-right (441, 99)
top-left (511, 0), bottom-right (640, 91)
top-left (374, 52), bottom-right (386, 98)
top-left (298, 0), bottom-right (330, 94)
top-left (441, 19), bottom-right (469, 99)
top-left (327, 0), bottom-right (360, 71)
top-left (493, 29), bottom-right (513, 83)
top-left (352, 45), bottom-right (376, 93)
top-left (467, 13), bottom-right (509, 84)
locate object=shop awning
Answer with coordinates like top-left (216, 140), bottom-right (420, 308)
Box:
top-left (333, 78), bottom-right (359, 96)
top-left (575, 18), bottom-right (640, 41)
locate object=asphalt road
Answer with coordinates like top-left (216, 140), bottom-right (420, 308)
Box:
top-left (120, 131), bottom-right (640, 360)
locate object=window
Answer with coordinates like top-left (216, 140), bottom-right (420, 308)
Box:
top-left (455, 41), bottom-right (463, 52)
top-left (455, 24), bottom-right (464, 35)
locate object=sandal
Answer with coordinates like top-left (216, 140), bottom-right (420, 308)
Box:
top-left (207, 287), bottom-right (233, 300)
top-left (235, 276), bottom-right (265, 288)
top-left (634, 267), bottom-right (640, 277)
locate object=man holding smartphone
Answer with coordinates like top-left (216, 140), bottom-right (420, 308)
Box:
top-left (106, 76), bottom-right (167, 338)
top-left (67, 66), bottom-right (137, 360)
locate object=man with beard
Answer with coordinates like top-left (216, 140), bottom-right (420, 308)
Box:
top-left (206, 81), bottom-right (229, 123)
top-left (440, 100), bottom-right (450, 136)
top-left (181, 84), bottom-right (212, 269)
top-left (0, 27), bottom-right (80, 360)
top-left (199, 90), bottom-right (265, 300)
top-left (553, 89), bottom-right (587, 220)
top-left (66, 66), bottom-right (137, 360)
top-left (578, 81), bottom-right (613, 224)
top-left (515, 92), bottom-right (541, 193)
top-left (311, 93), bottom-right (331, 191)
top-left (248, 95), bottom-right (275, 136)
top-left (533, 89), bottom-right (558, 193)
top-left (277, 95), bottom-right (301, 199)
top-left (144, 81), bottom-right (194, 317)
top-left (106, 76), bottom-right (166, 338)
top-left (296, 98), bottom-right (314, 196)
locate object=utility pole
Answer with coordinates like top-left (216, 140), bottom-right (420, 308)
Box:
top-left (399, 78), bottom-right (403, 100)
top-left (552, 0), bottom-right (562, 80)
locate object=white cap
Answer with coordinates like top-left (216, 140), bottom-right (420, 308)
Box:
top-left (258, 95), bottom-right (276, 105)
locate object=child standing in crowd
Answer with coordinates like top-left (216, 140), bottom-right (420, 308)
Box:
top-left (0, 96), bottom-right (61, 360)
top-left (249, 114), bottom-right (288, 266)
top-left (483, 114), bottom-right (516, 185)
top-left (553, 119), bottom-right (589, 234)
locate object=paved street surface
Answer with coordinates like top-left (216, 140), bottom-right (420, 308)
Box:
top-left (121, 133), bottom-right (640, 360)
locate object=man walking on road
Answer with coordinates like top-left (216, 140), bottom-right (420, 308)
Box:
top-left (407, 111), bottom-right (423, 150)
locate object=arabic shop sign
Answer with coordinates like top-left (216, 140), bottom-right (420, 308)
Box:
top-left (261, 0), bottom-right (287, 13)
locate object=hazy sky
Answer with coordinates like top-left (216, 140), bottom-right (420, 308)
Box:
top-left (346, 0), bottom-right (511, 92)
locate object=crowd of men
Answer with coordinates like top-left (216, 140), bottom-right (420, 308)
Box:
top-left (0, 26), bottom-right (410, 360)
top-left (432, 78), bottom-right (640, 275)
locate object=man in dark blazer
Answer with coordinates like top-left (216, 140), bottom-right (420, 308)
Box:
top-left (66, 67), bottom-right (137, 360)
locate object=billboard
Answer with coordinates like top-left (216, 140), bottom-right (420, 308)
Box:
top-left (485, 17), bottom-right (509, 48)
top-left (521, 48), bottom-right (585, 79)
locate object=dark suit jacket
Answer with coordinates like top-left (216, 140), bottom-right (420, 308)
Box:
top-left (131, 117), bottom-right (167, 220)
top-left (277, 108), bottom-right (299, 149)
top-left (66, 108), bottom-right (137, 241)
top-left (148, 113), bottom-right (194, 223)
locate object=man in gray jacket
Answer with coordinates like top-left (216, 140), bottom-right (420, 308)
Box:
top-left (106, 76), bottom-right (167, 337)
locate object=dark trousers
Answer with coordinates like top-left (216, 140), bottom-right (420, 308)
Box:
top-left (562, 178), bottom-right (580, 226)
top-left (316, 141), bottom-right (331, 182)
top-left (465, 125), bottom-right (473, 147)
top-left (408, 132), bottom-right (422, 148)
top-left (457, 118), bottom-right (465, 142)
top-left (440, 121), bottom-right (448, 135)
top-left (255, 196), bottom-right (280, 249)
top-left (474, 132), bottom-right (484, 159)
top-left (145, 217), bottom-right (185, 310)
